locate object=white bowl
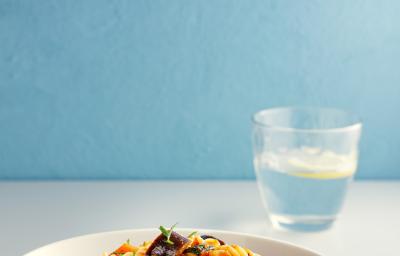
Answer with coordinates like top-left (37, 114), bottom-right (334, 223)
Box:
top-left (24, 229), bottom-right (320, 256)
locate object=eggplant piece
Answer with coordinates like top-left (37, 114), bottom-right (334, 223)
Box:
top-left (183, 245), bottom-right (215, 256)
top-left (200, 235), bottom-right (225, 245)
top-left (146, 231), bottom-right (190, 256)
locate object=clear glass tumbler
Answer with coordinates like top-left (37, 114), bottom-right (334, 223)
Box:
top-left (252, 107), bottom-right (362, 231)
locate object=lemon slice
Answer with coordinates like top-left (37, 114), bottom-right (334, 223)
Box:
top-left (286, 156), bottom-right (356, 179)
top-left (289, 170), bottom-right (354, 179)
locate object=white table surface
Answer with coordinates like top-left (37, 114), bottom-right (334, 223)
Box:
top-left (0, 181), bottom-right (399, 256)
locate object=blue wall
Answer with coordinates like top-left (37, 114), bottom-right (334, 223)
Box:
top-left (1, 0), bottom-right (399, 179)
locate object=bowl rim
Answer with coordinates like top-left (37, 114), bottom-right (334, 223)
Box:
top-left (24, 228), bottom-right (322, 256)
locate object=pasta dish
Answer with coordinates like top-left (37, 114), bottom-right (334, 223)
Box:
top-left (105, 225), bottom-right (260, 256)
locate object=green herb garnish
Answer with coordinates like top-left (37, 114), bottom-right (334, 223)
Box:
top-left (126, 239), bottom-right (131, 244)
top-left (188, 231), bottom-right (198, 238)
top-left (159, 223), bottom-right (178, 245)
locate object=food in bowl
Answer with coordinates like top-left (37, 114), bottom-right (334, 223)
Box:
top-left (106, 225), bottom-right (260, 256)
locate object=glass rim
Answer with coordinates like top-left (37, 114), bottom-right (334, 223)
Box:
top-left (252, 106), bottom-right (362, 133)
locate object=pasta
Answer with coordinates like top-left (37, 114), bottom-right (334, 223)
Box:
top-left (106, 226), bottom-right (260, 256)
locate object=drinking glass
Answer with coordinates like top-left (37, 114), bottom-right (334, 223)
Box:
top-left (252, 107), bottom-right (362, 231)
